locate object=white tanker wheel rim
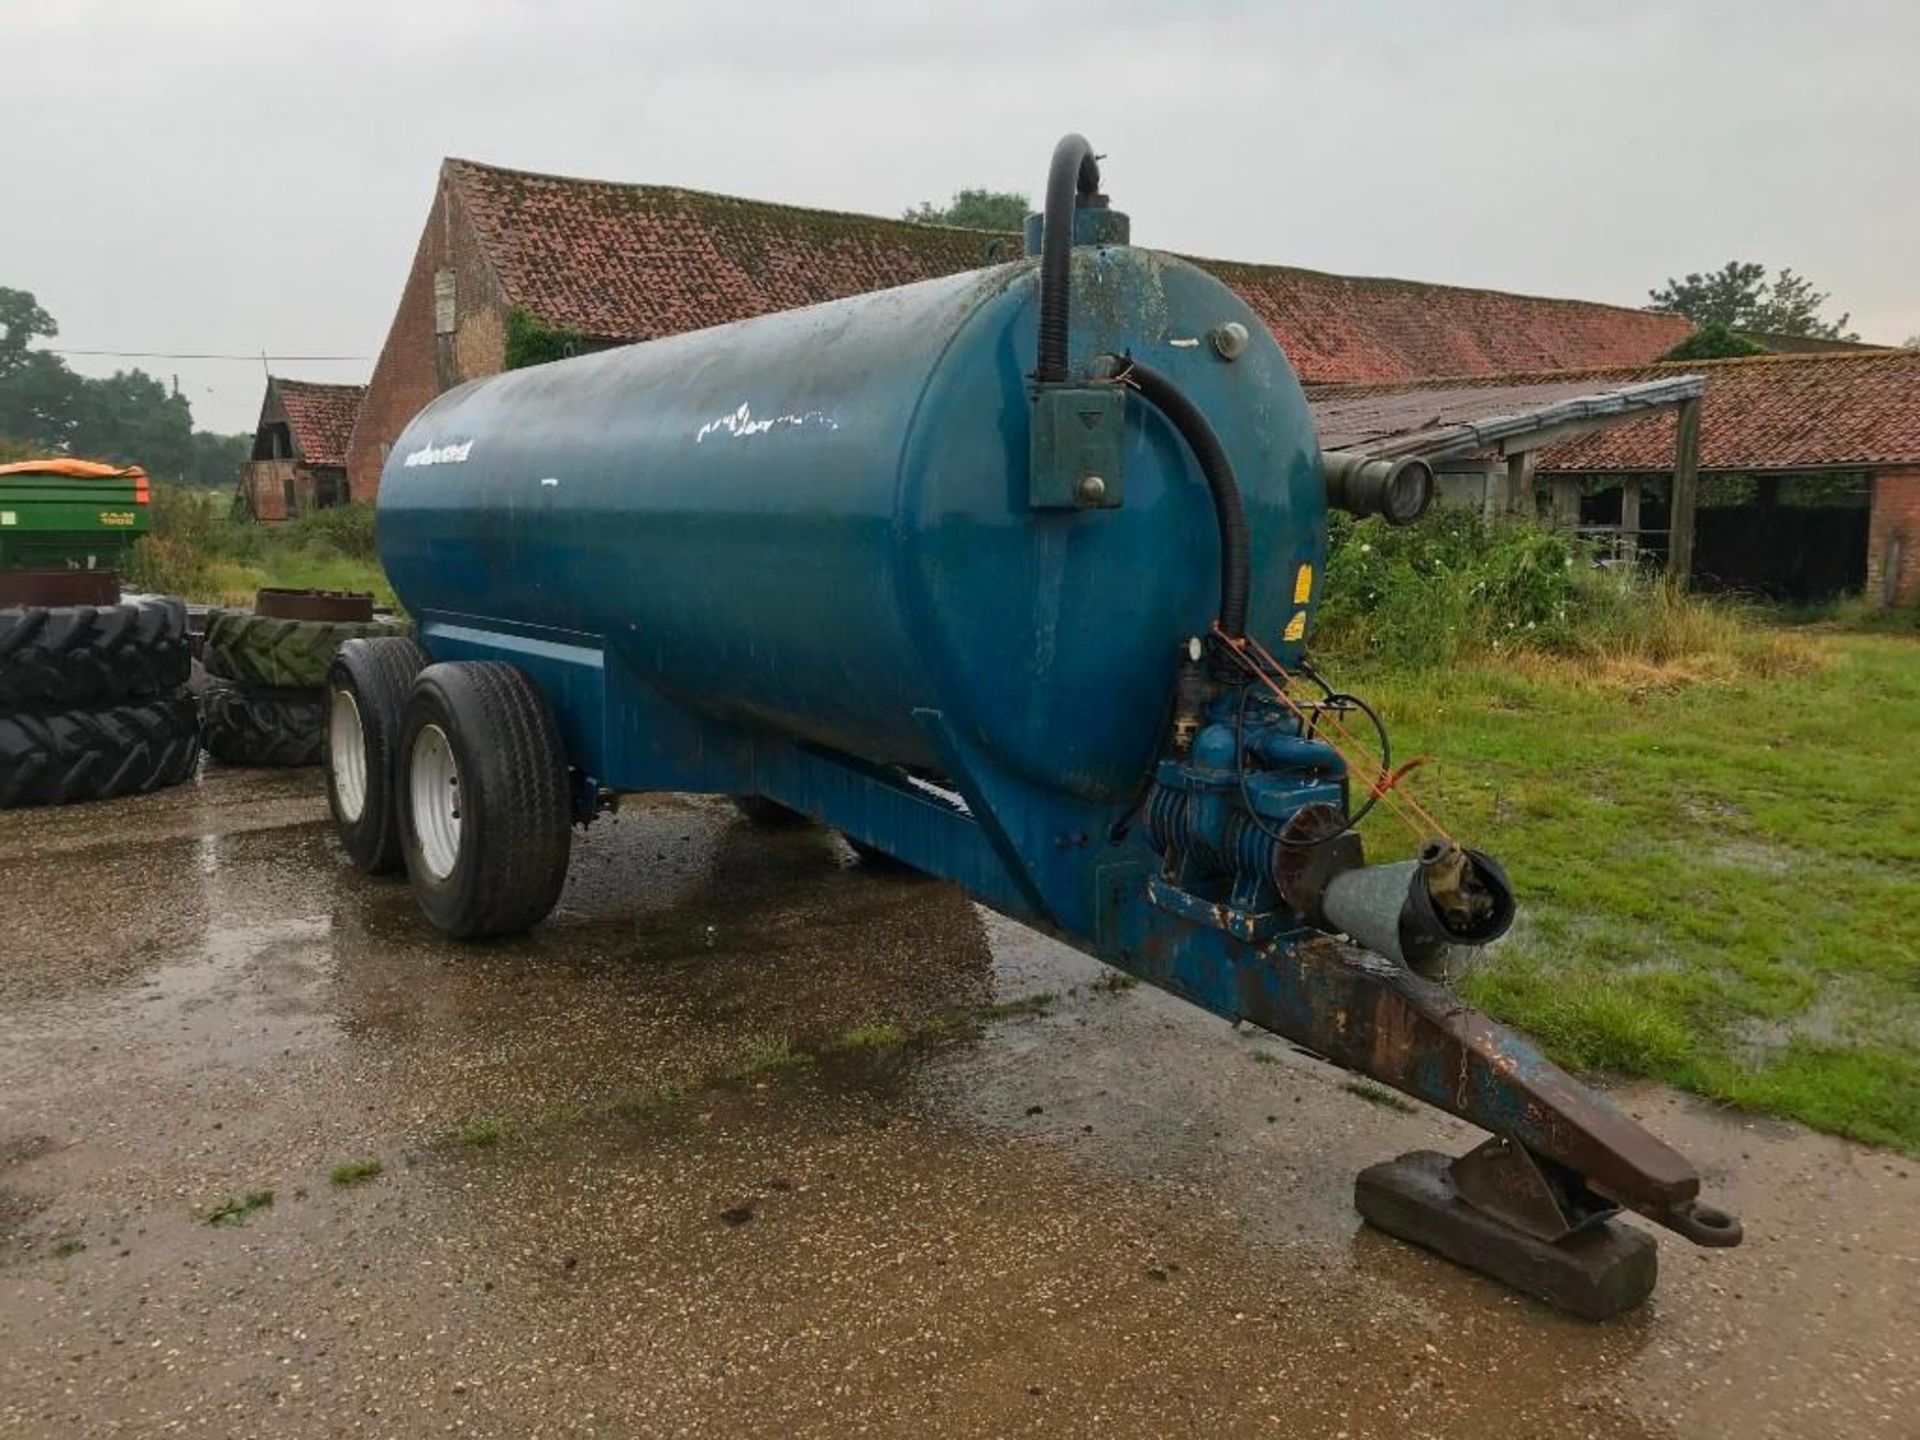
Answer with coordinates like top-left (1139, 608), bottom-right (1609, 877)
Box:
top-left (329, 688), bottom-right (369, 824)
top-left (410, 723), bottom-right (462, 882)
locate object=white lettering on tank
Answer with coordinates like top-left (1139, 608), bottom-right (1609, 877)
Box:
top-left (695, 402), bottom-right (839, 444)
top-left (402, 439), bottom-right (475, 467)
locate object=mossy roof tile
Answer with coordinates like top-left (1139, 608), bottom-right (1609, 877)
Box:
top-left (272, 379), bottom-right (366, 468)
top-left (443, 158), bottom-right (1694, 385)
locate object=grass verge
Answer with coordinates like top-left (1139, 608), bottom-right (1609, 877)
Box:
top-left (127, 485), bottom-right (392, 607)
top-left (1341, 632), bottom-right (1920, 1153)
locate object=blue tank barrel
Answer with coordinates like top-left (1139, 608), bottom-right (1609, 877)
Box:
top-left (354, 137), bottom-right (1741, 1302)
top-left (378, 246), bottom-right (1325, 802)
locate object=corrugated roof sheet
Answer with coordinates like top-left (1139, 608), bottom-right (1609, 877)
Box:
top-left (274, 379), bottom-right (366, 468)
top-left (443, 158), bottom-right (1691, 385)
top-left (1308, 351), bottom-right (1920, 471)
top-left (1310, 376), bottom-right (1701, 455)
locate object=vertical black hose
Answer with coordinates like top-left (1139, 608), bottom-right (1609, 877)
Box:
top-left (1036, 134), bottom-right (1101, 385)
top-left (1124, 360), bottom-right (1251, 645)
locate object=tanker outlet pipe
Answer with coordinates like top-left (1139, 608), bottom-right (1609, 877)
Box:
top-left (1321, 452), bottom-right (1436, 526)
top-left (1319, 840), bottom-right (1516, 977)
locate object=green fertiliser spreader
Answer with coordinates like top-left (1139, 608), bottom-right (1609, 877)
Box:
top-left (0, 459), bottom-right (151, 573)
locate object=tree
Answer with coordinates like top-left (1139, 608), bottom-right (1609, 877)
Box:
top-left (0, 285), bottom-right (79, 448)
top-left (0, 349), bottom-right (81, 449)
top-left (1904, 334), bottom-right (1920, 350)
top-left (184, 429), bottom-right (251, 489)
top-left (0, 287), bottom-right (57, 376)
top-left (1660, 321), bottom-right (1769, 362)
top-left (68, 369), bottom-right (193, 477)
top-left (901, 188), bottom-right (1029, 232)
top-left (0, 284), bottom-right (249, 483)
top-left (1648, 261), bottom-right (1856, 340)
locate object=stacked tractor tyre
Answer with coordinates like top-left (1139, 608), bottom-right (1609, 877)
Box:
top-left (0, 596), bottom-right (201, 808)
top-left (200, 605), bottom-right (407, 769)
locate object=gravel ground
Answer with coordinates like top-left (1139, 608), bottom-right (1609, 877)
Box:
top-left (0, 768), bottom-right (1913, 1438)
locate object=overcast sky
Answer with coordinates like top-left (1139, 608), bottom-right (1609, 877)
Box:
top-left (4, 0), bottom-right (1915, 434)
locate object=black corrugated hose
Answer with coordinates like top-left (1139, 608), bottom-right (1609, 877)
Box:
top-left (1032, 134), bottom-right (1251, 661)
top-left (1036, 134), bottom-right (1101, 386)
top-left (1124, 359), bottom-right (1252, 648)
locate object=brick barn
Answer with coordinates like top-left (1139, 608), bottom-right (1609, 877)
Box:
top-left (344, 158), bottom-right (1691, 504)
top-left (340, 158), bottom-right (1920, 607)
top-left (239, 377), bottom-right (366, 521)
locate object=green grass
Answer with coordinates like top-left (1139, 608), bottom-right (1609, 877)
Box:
top-left (733, 1033), bottom-right (811, 1078)
top-left (831, 1022), bottom-right (909, 1052)
top-left (126, 485), bottom-right (394, 608)
top-left (204, 1189), bottom-right (275, 1226)
top-left (452, 1117), bottom-right (505, 1148)
top-left (980, 992), bottom-right (1057, 1020)
top-left (1342, 1080), bottom-right (1419, 1114)
top-left (1344, 633), bottom-right (1920, 1153)
top-left (329, 1157), bottom-right (384, 1187)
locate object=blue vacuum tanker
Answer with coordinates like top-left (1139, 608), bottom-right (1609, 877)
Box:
top-left (324, 136), bottom-right (1741, 1316)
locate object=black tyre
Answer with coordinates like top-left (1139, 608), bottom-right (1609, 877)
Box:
top-left (397, 662), bottom-right (572, 938)
top-left (0, 694), bottom-right (201, 809)
top-left (200, 681), bottom-right (325, 768)
top-left (204, 610), bottom-right (408, 690)
top-left (731, 795), bottom-right (813, 827)
top-left (326, 635), bottom-right (429, 875)
top-left (0, 597), bottom-right (189, 708)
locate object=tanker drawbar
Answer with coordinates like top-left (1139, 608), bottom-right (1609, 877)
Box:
top-left (328, 133), bottom-right (1741, 1318)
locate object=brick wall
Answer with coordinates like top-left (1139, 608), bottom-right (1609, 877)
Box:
top-left (241, 458), bottom-right (337, 521)
top-left (345, 174), bottom-right (508, 503)
top-left (1866, 465), bottom-right (1920, 606)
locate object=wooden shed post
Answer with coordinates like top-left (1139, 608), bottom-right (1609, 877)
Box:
top-left (1619, 476), bottom-right (1643, 561)
top-left (1666, 397), bottom-right (1702, 586)
top-left (1505, 452), bottom-right (1535, 517)
top-left (1550, 475), bottom-right (1582, 530)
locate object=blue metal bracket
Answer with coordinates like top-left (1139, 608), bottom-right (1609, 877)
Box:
top-left (1145, 875), bottom-right (1292, 944)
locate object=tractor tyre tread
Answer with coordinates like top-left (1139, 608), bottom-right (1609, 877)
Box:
top-left (203, 610), bottom-right (408, 690)
top-left (0, 693), bottom-right (201, 809)
top-left (200, 681), bottom-right (326, 768)
top-left (0, 597), bottom-right (190, 708)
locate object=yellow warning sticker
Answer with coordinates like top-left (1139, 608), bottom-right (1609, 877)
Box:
top-left (1283, 610), bottom-right (1308, 642)
top-left (1293, 563), bottom-right (1314, 605)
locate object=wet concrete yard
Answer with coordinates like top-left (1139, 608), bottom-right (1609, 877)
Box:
top-left (1, 769), bottom-right (1915, 1437)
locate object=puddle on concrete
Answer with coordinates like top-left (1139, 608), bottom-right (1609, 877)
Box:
top-left (0, 767), bottom-right (1915, 1438)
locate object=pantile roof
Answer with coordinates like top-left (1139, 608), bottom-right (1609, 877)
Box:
top-left (273, 379), bottom-right (366, 468)
top-left (1306, 351), bottom-right (1920, 472)
top-left (443, 159), bottom-right (1691, 384)
top-left (445, 160), bottom-right (997, 343)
